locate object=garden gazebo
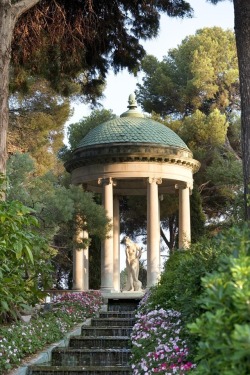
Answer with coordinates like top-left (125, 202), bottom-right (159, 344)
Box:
top-left (65, 94), bottom-right (200, 293)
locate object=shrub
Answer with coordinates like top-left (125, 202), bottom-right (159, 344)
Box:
top-left (0, 183), bottom-right (55, 322)
top-left (55, 290), bottom-right (103, 316)
top-left (148, 236), bottom-right (232, 325)
top-left (131, 292), bottom-right (196, 374)
top-left (188, 225), bottom-right (250, 375)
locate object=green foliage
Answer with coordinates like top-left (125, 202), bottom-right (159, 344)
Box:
top-left (137, 27), bottom-right (238, 116)
top-left (0, 177), bottom-right (54, 322)
top-left (6, 153), bottom-right (109, 288)
top-left (7, 153), bottom-right (74, 239)
top-left (136, 27), bottom-right (242, 223)
top-left (145, 113), bottom-right (243, 223)
top-left (60, 108), bottom-right (116, 161)
top-left (7, 153), bottom-right (109, 241)
top-left (188, 225), bottom-right (250, 375)
top-left (148, 236), bottom-right (233, 327)
top-left (227, 113), bottom-right (241, 157)
top-left (190, 186), bottom-right (206, 243)
top-left (203, 150), bottom-right (243, 220)
top-left (67, 109), bottom-right (116, 151)
top-left (181, 109), bottom-right (228, 150)
top-left (8, 79), bottom-right (71, 174)
top-left (12, 0), bottom-right (192, 103)
top-left (205, 150), bottom-right (243, 187)
top-left (70, 185), bottom-right (109, 240)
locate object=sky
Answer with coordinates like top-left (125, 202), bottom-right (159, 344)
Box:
top-left (64, 0), bottom-right (234, 270)
top-left (65, 0), bottom-right (234, 130)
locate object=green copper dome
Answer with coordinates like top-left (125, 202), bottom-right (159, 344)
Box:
top-left (77, 116), bottom-right (188, 149)
top-left (76, 93), bottom-right (188, 150)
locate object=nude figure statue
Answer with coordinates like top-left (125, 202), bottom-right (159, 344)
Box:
top-left (122, 236), bottom-right (142, 292)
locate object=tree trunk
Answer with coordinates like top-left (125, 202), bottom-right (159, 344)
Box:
top-left (0, 0), bottom-right (39, 175)
top-left (234, 0), bottom-right (250, 220)
top-left (0, 1), bottom-right (14, 174)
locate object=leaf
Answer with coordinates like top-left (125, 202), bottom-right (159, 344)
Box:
top-left (25, 244), bottom-right (34, 264)
top-left (1, 300), bottom-right (9, 311)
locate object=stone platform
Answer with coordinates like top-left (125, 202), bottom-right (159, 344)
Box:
top-left (101, 291), bottom-right (145, 300)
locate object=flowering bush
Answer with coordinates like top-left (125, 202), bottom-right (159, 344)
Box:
top-left (55, 290), bottom-right (102, 317)
top-left (0, 291), bottom-right (102, 373)
top-left (131, 297), bottom-right (196, 374)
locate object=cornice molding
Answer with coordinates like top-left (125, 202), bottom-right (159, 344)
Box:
top-left (65, 143), bottom-right (200, 174)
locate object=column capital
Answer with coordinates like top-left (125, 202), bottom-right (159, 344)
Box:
top-left (175, 182), bottom-right (193, 192)
top-left (98, 177), bottom-right (117, 187)
top-left (147, 177), bottom-right (162, 185)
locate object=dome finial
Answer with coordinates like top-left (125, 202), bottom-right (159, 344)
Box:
top-left (120, 92), bottom-right (144, 118)
top-left (128, 93), bottom-right (137, 109)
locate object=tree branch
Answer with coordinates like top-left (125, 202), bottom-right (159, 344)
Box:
top-left (160, 225), bottom-right (170, 249)
top-left (224, 135), bottom-right (242, 161)
top-left (12, 0), bottom-right (40, 19)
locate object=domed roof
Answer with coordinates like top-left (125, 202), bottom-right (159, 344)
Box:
top-left (77, 116), bottom-right (187, 149)
top-left (76, 93), bottom-right (188, 150)
top-left (65, 94), bottom-right (198, 173)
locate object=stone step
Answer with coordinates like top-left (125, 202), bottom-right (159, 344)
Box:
top-left (28, 298), bottom-right (139, 374)
top-left (91, 318), bottom-right (135, 327)
top-left (99, 311), bottom-right (135, 319)
top-left (81, 326), bottom-right (133, 336)
top-left (51, 348), bottom-right (131, 366)
top-left (69, 336), bottom-right (131, 349)
top-left (28, 365), bottom-right (132, 374)
top-left (107, 298), bottom-right (139, 312)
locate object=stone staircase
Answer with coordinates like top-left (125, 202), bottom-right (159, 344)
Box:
top-left (28, 298), bottom-right (139, 375)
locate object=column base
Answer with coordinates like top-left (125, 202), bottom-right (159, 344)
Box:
top-left (100, 286), bottom-right (115, 293)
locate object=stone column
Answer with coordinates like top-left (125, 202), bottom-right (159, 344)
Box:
top-left (178, 184), bottom-right (191, 249)
top-left (147, 177), bottom-right (162, 287)
top-left (83, 229), bottom-right (89, 290)
top-left (73, 224), bottom-right (84, 290)
top-left (99, 177), bottom-right (115, 292)
top-left (147, 182), bottom-right (151, 284)
top-left (113, 195), bottom-right (120, 292)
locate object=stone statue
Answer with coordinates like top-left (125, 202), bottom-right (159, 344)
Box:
top-left (122, 236), bottom-right (142, 292)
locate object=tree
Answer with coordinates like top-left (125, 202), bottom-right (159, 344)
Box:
top-left (0, 0), bottom-right (193, 176)
top-left (0, 0), bottom-right (40, 175)
top-left (232, 0), bottom-right (250, 220)
top-left (136, 27), bottom-right (243, 222)
top-left (8, 78), bottom-right (71, 173)
top-left (206, 0), bottom-right (250, 219)
top-left (137, 27), bottom-right (239, 117)
top-left (7, 152), bottom-right (109, 240)
top-left (6, 152), bottom-right (110, 287)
